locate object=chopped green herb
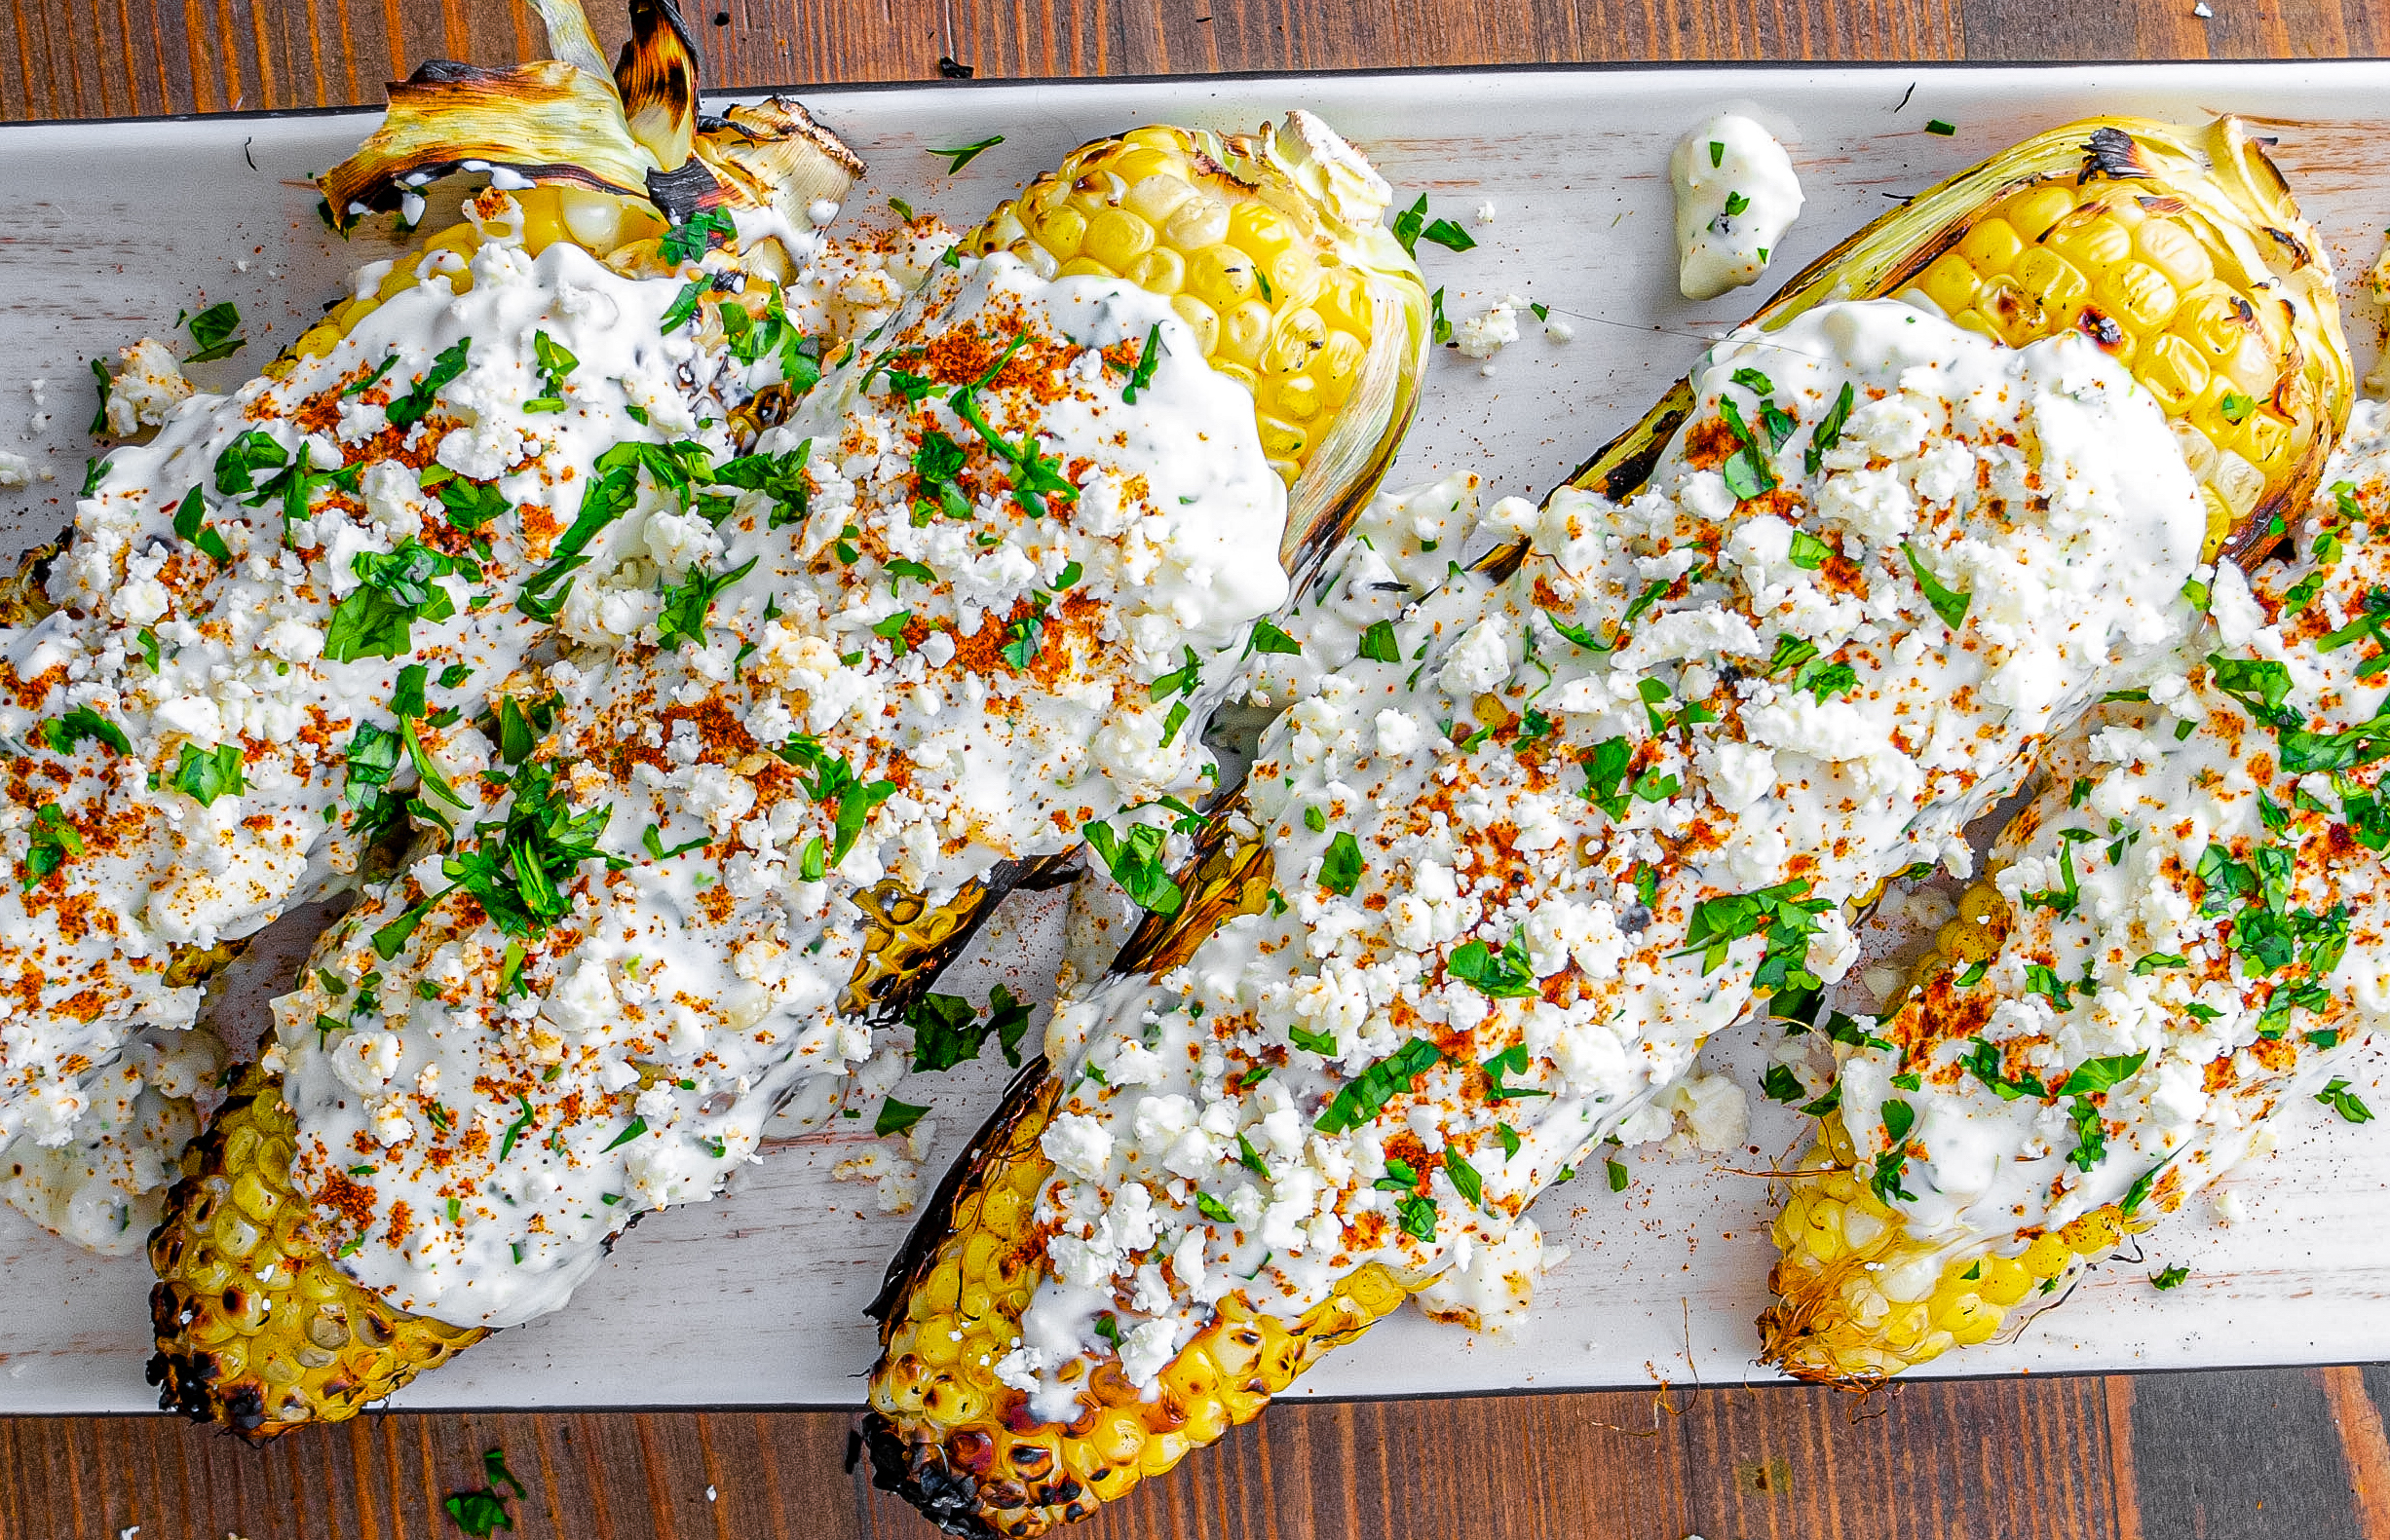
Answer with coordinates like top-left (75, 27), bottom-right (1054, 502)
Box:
top-left (385, 338), bottom-right (471, 429)
top-left (1804, 382), bottom-right (1856, 476)
top-left (182, 300), bottom-right (247, 363)
top-left (875, 1096), bottom-right (931, 1138)
top-left (1318, 831), bottom-right (1363, 896)
top-left (1084, 817), bottom-right (1184, 916)
top-left (2318, 1077), bottom-right (2374, 1124)
top-left (1314, 1038), bottom-right (1443, 1135)
top-left (929, 134), bottom-right (1005, 173)
top-left (1448, 930), bottom-right (1538, 998)
top-left (1901, 541), bottom-right (1972, 629)
top-left (1121, 322), bottom-right (1165, 404)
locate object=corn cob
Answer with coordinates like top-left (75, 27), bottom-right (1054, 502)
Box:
top-left (150, 1069), bottom-right (487, 1425)
top-left (1761, 426), bottom-right (2390, 1386)
top-left (134, 0), bottom-right (863, 1433)
top-left (967, 117), bottom-right (1427, 582)
top-left (860, 114), bottom-right (2348, 1538)
top-left (150, 99), bottom-right (1425, 1437)
top-left (1566, 116), bottom-right (2347, 564)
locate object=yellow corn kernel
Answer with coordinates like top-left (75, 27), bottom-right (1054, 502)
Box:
top-left (1978, 1255), bottom-right (2033, 1306)
top-left (2062, 1207), bottom-right (2124, 1255)
top-left (1188, 244), bottom-right (1261, 309)
top-left (1163, 194), bottom-right (1232, 252)
top-left (1916, 251), bottom-right (1985, 316)
top-left (1125, 246), bottom-right (1187, 295)
top-left (1083, 207), bottom-right (1157, 270)
top-left (2002, 182), bottom-right (2079, 242)
top-left (1218, 300), bottom-right (1273, 366)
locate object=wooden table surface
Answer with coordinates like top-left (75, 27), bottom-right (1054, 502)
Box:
top-left (8, 2), bottom-right (2390, 1537)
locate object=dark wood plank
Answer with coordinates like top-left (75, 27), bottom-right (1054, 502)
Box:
top-left (2125, 1367), bottom-right (2366, 1539)
top-left (23, 0), bottom-right (2390, 123)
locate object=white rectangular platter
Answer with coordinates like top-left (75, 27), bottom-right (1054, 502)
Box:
top-left (4, 60), bottom-right (2390, 1413)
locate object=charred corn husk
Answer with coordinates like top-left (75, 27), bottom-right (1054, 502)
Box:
top-left (860, 117), bottom-right (2337, 1537)
top-left (1761, 410), bottom-right (2390, 1386)
top-left (1566, 116), bottom-right (2347, 569)
top-left (151, 105), bottom-right (1423, 1436)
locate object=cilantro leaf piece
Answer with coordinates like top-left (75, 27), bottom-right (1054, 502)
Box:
top-left (168, 741), bottom-right (246, 806)
top-left (1962, 1040), bottom-right (2048, 1102)
top-left (657, 207), bottom-right (736, 266)
top-left (777, 735), bottom-right (896, 865)
top-left (1419, 217), bottom-right (1475, 252)
top-left (2058, 1051), bottom-right (2148, 1096)
top-left (41, 706), bottom-right (131, 758)
top-left (1313, 1038), bottom-right (1443, 1135)
top-left (385, 339), bottom-right (472, 429)
top-left (659, 280), bottom-right (706, 333)
top-left (22, 803), bottom-right (83, 888)
top-left (875, 1097), bottom-right (931, 1138)
top-left (986, 983), bottom-right (1035, 1068)
top-left (1804, 382), bottom-right (1856, 476)
top-left (1391, 195), bottom-right (1428, 256)
top-left (439, 760), bottom-right (619, 937)
top-left (1247, 619), bottom-right (1303, 657)
top-left (2319, 1077), bottom-right (2375, 1124)
top-left (182, 302), bottom-right (246, 363)
top-left (1318, 831), bottom-right (1363, 896)
top-left (324, 540), bottom-right (460, 662)
top-left (1901, 541), bottom-right (1972, 629)
top-left (1480, 1043), bottom-right (1549, 1102)
top-left (1358, 620), bottom-right (1402, 663)
top-left (1121, 323), bottom-right (1164, 404)
top-left (1447, 929), bottom-right (1537, 998)
top-left (656, 555), bottom-right (759, 651)
top-left (1084, 817), bottom-right (1183, 915)
top-left (907, 994), bottom-right (988, 1073)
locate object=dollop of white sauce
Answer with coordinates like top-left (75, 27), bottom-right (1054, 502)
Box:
top-left (1670, 112), bottom-right (1804, 302)
top-left (999, 300), bottom-right (2206, 1422)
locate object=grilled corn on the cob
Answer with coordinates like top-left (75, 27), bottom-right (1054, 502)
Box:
top-left (860, 114), bottom-right (2348, 1537)
top-left (0, 0), bottom-right (856, 1258)
top-left (151, 105), bottom-right (1428, 1434)
top-left (1760, 407), bottom-right (2390, 1384)
top-left (1568, 115), bottom-right (2346, 565)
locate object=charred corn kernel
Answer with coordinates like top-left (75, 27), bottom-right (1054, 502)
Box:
top-left (149, 1070), bottom-right (486, 1437)
top-left (967, 120), bottom-right (1429, 569)
top-left (866, 1070), bottom-right (1424, 1535)
top-left (1762, 1152), bottom-right (2143, 1384)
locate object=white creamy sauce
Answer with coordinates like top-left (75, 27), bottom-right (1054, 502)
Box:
top-left (1000, 300), bottom-right (2206, 1422)
top-left (1670, 113), bottom-right (1804, 302)
top-left (1834, 400), bottom-right (2390, 1246)
top-left (276, 250), bottom-right (1297, 1328)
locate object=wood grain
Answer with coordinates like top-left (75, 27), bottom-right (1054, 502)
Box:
top-left (7, 0), bottom-right (2387, 123)
top-left (5, 1), bottom-right (2389, 1537)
